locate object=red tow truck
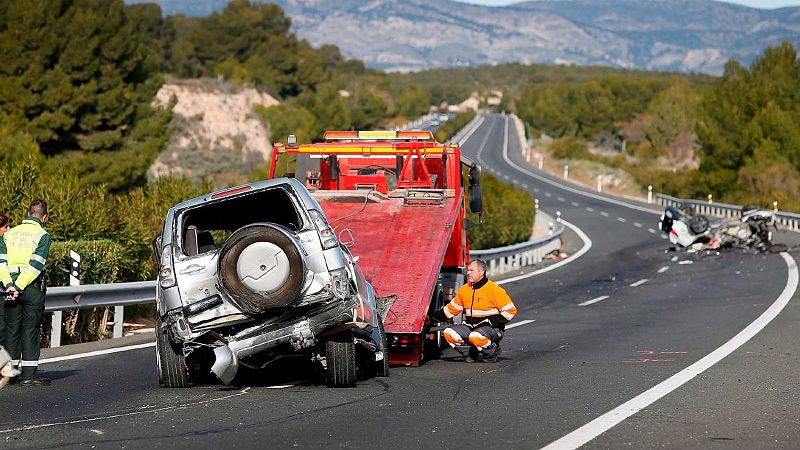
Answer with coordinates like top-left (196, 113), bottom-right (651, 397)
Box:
top-left (270, 130), bottom-right (483, 365)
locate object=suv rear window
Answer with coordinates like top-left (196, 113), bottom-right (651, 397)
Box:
top-left (179, 187), bottom-right (303, 256)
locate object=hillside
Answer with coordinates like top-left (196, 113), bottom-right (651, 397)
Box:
top-left (129, 0), bottom-right (800, 74)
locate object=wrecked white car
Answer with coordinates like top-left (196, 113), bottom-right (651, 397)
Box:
top-left (153, 178), bottom-right (388, 388)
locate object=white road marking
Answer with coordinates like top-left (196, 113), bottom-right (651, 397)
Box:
top-left (545, 192), bottom-right (552, 197)
top-left (504, 175), bottom-right (510, 180)
top-left (499, 219), bottom-right (592, 285)
top-left (617, 217), bottom-right (627, 223)
top-left (648, 228), bottom-right (657, 234)
top-left (657, 266), bottom-right (669, 274)
top-left (571, 202), bottom-right (580, 207)
top-left (558, 197), bottom-right (565, 202)
top-left (506, 319), bottom-right (536, 330)
top-left (586, 207), bottom-right (594, 212)
top-left (541, 253), bottom-right (798, 450)
top-left (522, 184), bottom-right (529, 189)
top-left (629, 279), bottom-right (649, 287)
top-left (40, 342), bottom-right (156, 365)
top-left (534, 188), bottom-right (540, 193)
top-left (678, 260), bottom-right (693, 265)
top-left (633, 222), bottom-right (642, 228)
top-left (600, 212), bottom-right (609, 217)
top-left (671, 256), bottom-right (679, 262)
top-left (578, 296), bottom-right (609, 306)
top-left (498, 120), bottom-right (660, 215)
top-left (0, 387), bottom-right (252, 434)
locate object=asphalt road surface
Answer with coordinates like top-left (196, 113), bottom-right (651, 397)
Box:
top-left (2, 115), bottom-right (799, 449)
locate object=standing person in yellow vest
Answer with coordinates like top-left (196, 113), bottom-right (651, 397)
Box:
top-left (1, 199), bottom-right (52, 386)
top-left (0, 211), bottom-right (20, 388)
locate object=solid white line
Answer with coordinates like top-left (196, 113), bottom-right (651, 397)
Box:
top-left (629, 279), bottom-right (648, 287)
top-left (457, 115), bottom-right (486, 147)
top-left (579, 296), bottom-right (609, 306)
top-left (506, 319), bottom-right (536, 330)
top-left (541, 252), bottom-right (798, 450)
top-left (496, 117), bottom-right (660, 215)
top-left (40, 342), bottom-right (156, 365)
top-left (499, 218), bottom-right (592, 285)
top-left (657, 266), bottom-right (669, 274)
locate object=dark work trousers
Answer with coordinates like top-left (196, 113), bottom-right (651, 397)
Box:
top-left (443, 323), bottom-right (503, 358)
top-left (3, 284), bottom-right (45, 379)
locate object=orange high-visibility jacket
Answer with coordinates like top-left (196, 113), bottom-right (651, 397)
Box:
top-left (444, 278), bottom-right (517, 329)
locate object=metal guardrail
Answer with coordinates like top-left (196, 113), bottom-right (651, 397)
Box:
top-left (470, 210), bottom-right (564, 277)
top-left (655, 193), bottom-right (800, 232)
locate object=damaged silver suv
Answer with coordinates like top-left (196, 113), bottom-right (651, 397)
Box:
top-left (152, 178), bottom-right (388, 388)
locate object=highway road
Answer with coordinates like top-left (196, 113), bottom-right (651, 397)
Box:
top-left (2, 114), bottom-right (799, 449)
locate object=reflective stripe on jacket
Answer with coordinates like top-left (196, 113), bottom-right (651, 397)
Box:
top-left (443, 278), bottom-right (517, 329)
top-left (0, 217), bottom-right (51, 290)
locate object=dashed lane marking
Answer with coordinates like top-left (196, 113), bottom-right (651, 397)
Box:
top-left (578, 296), bottom-right (610, 306)
top-left (648, 228), bottom-right (657, 234)
top-left (633, 222), bottom-right (642, 228)
top-left (678, 260), bottom-right (694, 265)
top-left (571, 202), bottom-right (580, 207)
top-left (545, 192), bottom-right (552, 197)
top-left (629, 279), bottom-right (649, 287)
top-left (586, 207), bottom-right (594, 212)
top-left (658, 266), bottom-right (669, 274)
top-left (617, 217), bottom-right (627, 223)
top-left (541, 253), bottom-right (798, 450)
top-left (506, 319), bottom-right (536, 329)
top-left (600, 212), bottom-right (609, 217)
top-left (557, 197), bottom-right (565, 202)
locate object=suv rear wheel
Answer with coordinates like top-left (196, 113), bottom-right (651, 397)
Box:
top-left (156, 319), bottom-right (191, 388)
top-left (325, 331), bottom-right (357, 388)
top-left (219, 225), bottom-right (305, 314)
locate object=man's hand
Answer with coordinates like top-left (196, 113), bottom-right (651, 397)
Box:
top-left (5, 286), bottom-right (19, 301)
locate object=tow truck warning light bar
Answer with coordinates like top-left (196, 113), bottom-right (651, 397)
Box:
top-left (322, 130), bottom-right (434, 141)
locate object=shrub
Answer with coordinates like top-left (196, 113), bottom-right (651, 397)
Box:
top-left (468, 173), bottom-right (535, 249)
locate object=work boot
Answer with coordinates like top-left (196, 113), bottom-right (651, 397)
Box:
top-left (465, 347), bottom-right (479, 363)
top-left (483, 345), bottom-right (502, 363)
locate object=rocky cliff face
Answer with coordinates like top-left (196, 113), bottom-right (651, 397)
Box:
top-left (149, 79), bottom-right (279, 187)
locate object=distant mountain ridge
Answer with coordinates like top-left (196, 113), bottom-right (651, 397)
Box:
top-left (128, 0), bottom-right (800, 74)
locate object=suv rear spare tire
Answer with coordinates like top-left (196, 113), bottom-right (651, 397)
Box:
top-left (219, 225), bottom-right (305, 314)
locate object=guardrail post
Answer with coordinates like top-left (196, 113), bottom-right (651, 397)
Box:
top-left (647, 185), bottom-right (653, 204)
top-left (596, 175), bottom-right (602, 192)
top-left (563, 165), bottom-right (569, 180)
top-left (774, 201), bottom-right (779, 213)
top-left (51, 251), bottom-right (81, 348)
top-left (556, 211), bottom-right (562, 223)
top-left (707, 194), bottom-right (713, 204)
top-left (539, 156), bottom-right (544, 170)
top-left (114, 306), bottom-right (124, 339)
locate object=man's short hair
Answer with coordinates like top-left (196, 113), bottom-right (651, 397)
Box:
top-left (28, 199), bottom-right (47, 218)
top-left (469, 259), bottom-right (487, 274)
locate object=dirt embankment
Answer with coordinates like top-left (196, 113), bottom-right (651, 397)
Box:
top-left (149, 79), bottom-right (280, 187)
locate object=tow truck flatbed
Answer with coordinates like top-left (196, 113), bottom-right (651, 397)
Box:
top-left (316, 193), bottom-right (460, 336)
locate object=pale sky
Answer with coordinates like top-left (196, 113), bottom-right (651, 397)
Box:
top-left (459, 0), bottom-right (800, 8)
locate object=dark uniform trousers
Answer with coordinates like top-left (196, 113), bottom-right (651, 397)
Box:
top-left (3, 282), bottom-right (45, 379)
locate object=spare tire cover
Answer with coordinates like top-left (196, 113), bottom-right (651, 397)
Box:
top-left (219, 225), bottom-right (305, 313)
